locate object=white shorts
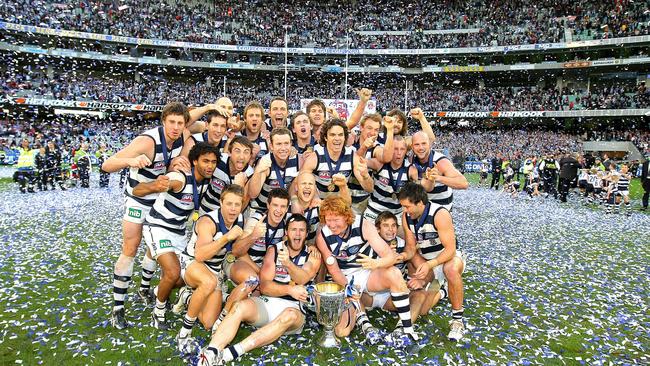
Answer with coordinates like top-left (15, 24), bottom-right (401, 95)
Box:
top-left (250, 296), bottom-right (304, 335)
top-left (371, 291), bottom-right (391, 309)
top-left (143, 225), bottom-right (186, 259)
top-left (123, 197), bottom-right (152, 224)
top-left (342, 268), bottom-right (374, 295)
top-left (362, 208), bottom-right (379, 223)
top-left (430, 250), bottom-right (466, 287)
top-left (617, 190), bottom-right (629, 198)
top-left (179, 254), bottom-right (195, 283)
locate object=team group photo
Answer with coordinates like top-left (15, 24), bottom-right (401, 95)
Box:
top-left (1, 0), bottom-right (649, 365)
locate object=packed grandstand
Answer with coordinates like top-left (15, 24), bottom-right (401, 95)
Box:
top-left (1, 0), bottom-right (649, 162)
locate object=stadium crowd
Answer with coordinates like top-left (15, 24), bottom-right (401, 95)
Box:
top-left (2, 1), bottom-right (649, 364)
top-left (5, 84), bottom-right (649, 366)
top-left (3, 68), bottom-right (649, 111)
top-left (1, 0), bottom-right (649, 49)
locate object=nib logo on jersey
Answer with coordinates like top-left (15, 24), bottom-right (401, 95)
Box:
top-left (153, 161), bottom-right (165, 170)
top-left (180, 194), bottom-right (193, 203)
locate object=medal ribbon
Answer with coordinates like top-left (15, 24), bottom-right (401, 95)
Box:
top-left (388, 164), bottom-right (406, 196)
top-left (160, 127), bottom-right (171, 168)
top-left (265, 216), bottom-right (284, 246)
top-left (191, 168), bottom-right (206, 212)
top-left (414, 150), bottom-right (434, 177)
top-left (218, 210), bottom-right (236, 251)
top-left (324, 147), bottom-right (344, 179)
top-left (270, 154), bottom-right (286, 188)
top-left (332, 225), bottom-right (351, 258)
top-left (413, 203), bottom-right (431, 242)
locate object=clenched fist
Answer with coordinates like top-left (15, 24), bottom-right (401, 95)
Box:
top-left (128, 154), bottom-right (151, 169)
top-left (410, 108), bottom-right (424, 120)
top-left (152, 175), bottom-right (170, 192)
top-left (225, 226), bottom-right (244, 242)
top-left (357, 88), bottom-right (373, 102)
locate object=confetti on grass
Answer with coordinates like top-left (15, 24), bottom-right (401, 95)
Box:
top-left (0, 170), bottom-right (648, 365)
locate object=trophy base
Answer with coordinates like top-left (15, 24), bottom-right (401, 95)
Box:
top-left (319, 330), bottom-right (341, 348)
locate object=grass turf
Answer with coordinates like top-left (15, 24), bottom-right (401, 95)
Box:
top-left (0, 172), bottom-right (648, 365)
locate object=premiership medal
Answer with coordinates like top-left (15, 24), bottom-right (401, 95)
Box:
top-left (389, 239), bottom-right (397, 248)
top-left (389, 164), bottom-right (405, 201)
top-left (324, 146), bottom-right (345, 193)
top-left (305, 146), bottom-right (313, 153)
top-left (225, 252), bottom-right (236, 264)
top-left (191, 168), bottom-right (206, 222)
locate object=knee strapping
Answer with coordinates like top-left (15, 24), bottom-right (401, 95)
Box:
top-left (115, 254), bottom-right (135, 276)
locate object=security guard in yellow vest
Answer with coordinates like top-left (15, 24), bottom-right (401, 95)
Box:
top-left (74, 142), bottom-right (92, 188)
top-left (14, 139), bottom-right (37, 193)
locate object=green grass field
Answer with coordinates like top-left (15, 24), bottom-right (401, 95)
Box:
top-left (1, 171), bottom-right (648, 365)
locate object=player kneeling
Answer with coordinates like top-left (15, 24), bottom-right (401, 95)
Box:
top-left (361, 212), bottom-right (446, 330)
top-left (175, 185), bottom-right (246, 355)
top-left (399, 182), bottom-right (467, 341)
top-left (317, 196), bottom-right (420, 353)
top-left (140, 143), bottom-right (216, 330)
top-left (198, 214), bottom-right (320, 365)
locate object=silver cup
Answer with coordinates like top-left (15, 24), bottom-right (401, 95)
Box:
top-left (313, 281), bottom-right (348, 348)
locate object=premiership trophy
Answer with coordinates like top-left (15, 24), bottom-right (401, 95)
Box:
top-left (311, 281), bottom-right (349, 348)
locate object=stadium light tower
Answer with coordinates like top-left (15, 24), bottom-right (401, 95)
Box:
top-left (404, 79), bottom-right (408, 111)
top-left (223, 75), bottom-right (226, 96)
top-left (284, 25), bottom-right (289, 101)
top-left (344, 30), bottom-right (350, 100)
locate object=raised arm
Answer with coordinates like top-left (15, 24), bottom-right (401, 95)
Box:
top-left (352, 154), bottom-right (374, 193)
top-left (357, 222), bottom-right (397, 269)
top-left (189, 103), bottom-right (228, 124)
top-left (232, 217), bottom-right (266, 257)
top-left (101, 135), bottom-right (154, 173)
top-left (133, 171), bottom-right (185, 196)
top-left (246, 154), bottom-right (272, 199)
top-left (346, 88), bottom-right (372, 131)
top-left (278, 245), bottom-right (321, 285)
top-left (179, 134), bottom-right (197, 158)
top-left (375, 115), bottom-right (395, 163)
top-left (259, 247), bottom-right (309, 303)
top-left (410, 108), bottom-right (436, 144)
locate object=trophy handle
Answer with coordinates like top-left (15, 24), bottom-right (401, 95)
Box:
top-left (305, 284), bottom-right (316, 312)
top-left (340, 297), bottom-right (359, 313)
